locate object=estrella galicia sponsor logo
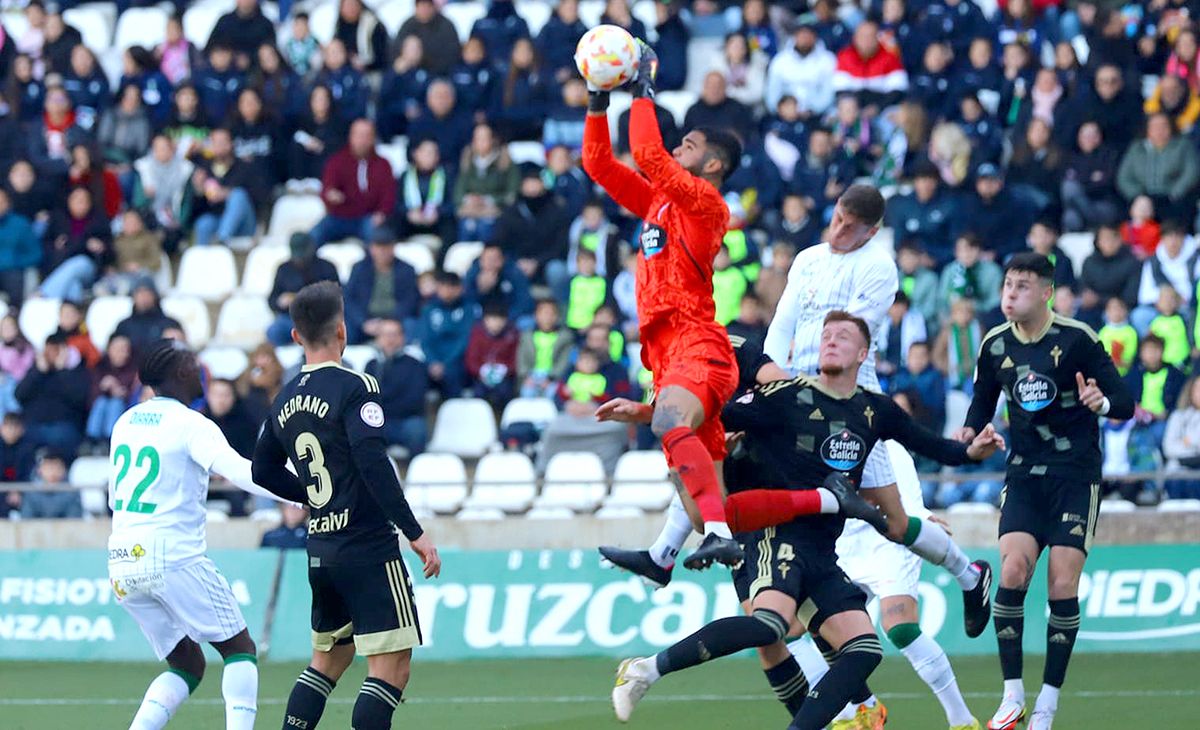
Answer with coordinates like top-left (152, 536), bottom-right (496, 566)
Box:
top-left (1015, 371), bottom-right (1057, 412)
top-left (820, 430), bottom-right (866, 471)
top-left (639, 224), bottom-right (666, 258)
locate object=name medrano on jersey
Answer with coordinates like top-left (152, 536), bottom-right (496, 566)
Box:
top-left (277, 394), bottom-right (331, 429)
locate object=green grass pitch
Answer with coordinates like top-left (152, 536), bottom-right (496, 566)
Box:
top-left (3, 652), bottom-right (1192, 729)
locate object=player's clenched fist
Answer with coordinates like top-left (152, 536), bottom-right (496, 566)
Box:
top-left (410, 533), bottom-right (442, 579)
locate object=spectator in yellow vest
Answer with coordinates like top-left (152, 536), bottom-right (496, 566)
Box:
top-left (1148, 286), bottom-right (1191, 369)
top-left (1098, 297), bottom-right (1139, 376)
top-left (518, 299), bottom-right (574, 398)
top-left (558, 348), bottom-right (609, 405)
top-left (712, 244), bottom-right (749, 326)
top-left (566, 248), bottom-right (607, 331)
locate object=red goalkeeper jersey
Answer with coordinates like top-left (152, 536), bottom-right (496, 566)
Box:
top-left (582, 98), bottom-right (732, 353)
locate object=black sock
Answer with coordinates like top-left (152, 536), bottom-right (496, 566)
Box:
top-left (765, 655), bottom-right (808, 716)
top-left (656, 609), bottom-right (788, 676)
top-left (283, 666), bottom-right (335, 730)
top-left (993, 587), bottom-right (1027, 681)
top-left (789, 634), bottom-right (883, 730)
top-left (352, 677), bottom-right (403, 730)
top-left (1044, 597), bottom-right (1080, 688)
top-left (813, 634), bottom-right (871, 703)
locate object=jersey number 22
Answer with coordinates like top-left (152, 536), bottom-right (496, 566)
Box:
top-left (112, 445), bottom-right (160, 513)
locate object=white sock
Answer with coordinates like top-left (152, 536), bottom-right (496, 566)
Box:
top-left (907, 518), bottom-right (980, 591)
top-left (635, 656), bottom-right (661, 682)
top-left (130, 671), bottom-right (191, 730)
top-left (1004, 678), bottom-right (1026, 704)
top-left (703, 521), bottom-right (732, 539)
top-left (648, 495), bottom-right (694, 568)
top-left (901, 633), bottom-right (975, 726)
top-left (1034, 684), bottom-right (1059, 714)
top-left (221, 656), bottom-right (258, 730)
top-left (787, 636), bottom-right (830, 687)
top-left (833, 702), bottom-right (859, 721)
top-left (816, 487), bottom-right (839, 513)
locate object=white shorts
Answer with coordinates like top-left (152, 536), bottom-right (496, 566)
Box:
top-left (111, 557), bottom-right (247, 660)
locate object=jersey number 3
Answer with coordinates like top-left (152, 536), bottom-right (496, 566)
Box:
top-left (112, 445), bottom-right (160, 513)
top-left (295, 432), bottom-right (333, 508)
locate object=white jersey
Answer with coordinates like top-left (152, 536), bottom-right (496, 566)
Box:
top-left (763, 239), bottom-right (899, 390)
top-left (108, 397), bottom-right (278, 570)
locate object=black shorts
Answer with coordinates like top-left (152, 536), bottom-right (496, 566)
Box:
top-left (309, 557), bottom-right (422, 655)
top-left (735, 527), bottom-right (866, 634)
top-left (999, 474), bottom-right (1100, 554)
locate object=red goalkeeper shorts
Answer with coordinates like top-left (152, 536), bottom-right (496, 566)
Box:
top-left (646, 324), bottom-right (738, 463)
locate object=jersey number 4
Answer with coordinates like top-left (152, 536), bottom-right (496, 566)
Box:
top-left (112, 445), bottom-right (160, 513)
top-left (295, 432), bottom-right (333, 509)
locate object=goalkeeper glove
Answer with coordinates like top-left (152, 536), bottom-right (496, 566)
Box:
top-left (628, 40), bottom-right (658, 100)
top-left (587, 80), bottom-right (610, 113)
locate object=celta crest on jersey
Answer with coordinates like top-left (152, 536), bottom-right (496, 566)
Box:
top-left (1015, 371), bottom-right (1057, 412)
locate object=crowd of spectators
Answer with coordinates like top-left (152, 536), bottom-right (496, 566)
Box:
top-left (2, 0), bottom-right (1200, 519)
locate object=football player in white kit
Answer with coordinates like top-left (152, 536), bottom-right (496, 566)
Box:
top-left (601, 186), bottom-right (990, 730)
top-left (108, 340), bottom-right (306, 730)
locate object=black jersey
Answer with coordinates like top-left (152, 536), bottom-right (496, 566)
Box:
top-left (252, 362), bottom-right (423, 567)
top-left (722, 375), bottom-right (973, 549)
top-left (725, 332), bottom-right (787, 493)
top-left (964, 314), bottom-right (1134, 483)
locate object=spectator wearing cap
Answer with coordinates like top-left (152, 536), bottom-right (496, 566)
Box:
top-left (287, 86), bottom-right (346, 188)
top-left (113, 279), bottom-right (182, 354)
top-left (832, 20), bottom-right (908, 113)
top-left (470, 0), bottom-right (531, 67)
top-left (190, 127), bottom-right (262, 247)
top-left (1117, 112), bottom-right (1200, 229)
top-left (207, 0), bottom-right (276, 70)
top-left (38, 187), bottom-right (111, 302)
top-left (334, 0), bottom-right (390, 72)
top-left (885, 160), bottom-right (957, 267)
top-left (419, 271), bottom-right (474, 397)
top-left (193, 43), bottom-right (245, 126)
top-left (0, 188), bottom-right (40, 305)
top-left (16, 332), bottom-right (88, 454)
top-left (464, 243), bottom-right (535, 330)
top-left (20, 450), bottom-right (80, 519)
top-left (397, 138), bottom-right (457, 246)
top-left (392, 0), bottom-right (462, 76)
top-left (536, 0), bottom-right (588, 81)
top-left (957, 162), bottom-right (1037, 260)
top-left (764, 17), bottom-right (836, 118)
top-left (491, 163), bottom-right (571, 294)
top-left (407, 80), bottom-right (474, 168)
top-left (365, 318), bottom-right (428, 455)
top-left (651, 1), bottom-right (689, 92)
top-left (1060, 120), bottom-right (1122, 232)
top-left (345, 228), bottom-right (419, 345)
top-left (1054, 63), bottom-right (1142, 152)
top-left (312, 119), bottom-right (395, 248)
top-left (266, 233), bottom-right (340, 346)
top-left (454, 123), bottom-right (518, 242)
top-left (683, 72), bottom-right (754, 143)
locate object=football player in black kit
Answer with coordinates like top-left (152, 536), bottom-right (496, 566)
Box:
top-left (608, 312), bottom-right (1006, 729)
top-left (956, 253), bottom-right (1133, 730)
top-left (251, 281), bottom-right (441, 730)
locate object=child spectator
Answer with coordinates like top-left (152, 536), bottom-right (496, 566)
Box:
top-left (1163, 377), bottom-right (1200, 499)
top-left (420, 271), bottom-right (474, 397)
top-left (895, 241), bottom-right (940, 333)
top-left (726, 292), bottom-right (767, 343)
top-left (767, 193), bottom-right (821, 251)
top-left (566, 248), bottom-right (607, 331)
top-left (0, 414), bottom-right (34, 517)
top-left (1025, 220), bottom-right (1076, 289)
top-left (193, 43), bottom-right (244, 125)
top-left (466, 303), bottom-right (520, 410)
top-left (1053, 284), bottom-right (1077, 317)
top-left (284, 13), bottom-right (320, 77)
top-left (712, 244), bottom-right (748, 326)
top-left (519, 299), bottom-right (573, 398)
top-left (611, 251), bottom-right (638, 337)
top-left (890, 340), bottom-right (946, 433)
top-left (20, 450), bottom-right (81, 519)
top-left (0, 316), bottom-right (34, 418)
top-left (558, 348), bottom-right (610, 406)
top-left (828, 93), bottom-right (876, 177)
top-left (1099, 297), bottom-right (1138, 376)
top-left (54, 301), bottom-right (101, 368)
top-left (933, 298), bottom-right (981, 393)
top-left (85, 334), bottom-right (136, 446)
top-left (589, 308), bottom-right (628, 369)
top-left (1125, 334), bottom-right (1187, 461)
top-left (542, 76), bottom-right (588, 152)
top-left (1149, 286), bottom-right (1191, 370)
top-left (938, 233), bottom-right (1003, 313)
top-left (312, 39), bottom-right (368, 124)
top-left (755, 242), bottom-right (796, 322)
top-left (162, 84), bottom-right (211, 158)
top-left (567, 199), bottom-right (619, 284)
top-left (877, 292), bottom-right (928, 384)
top-left (1121, 195), bottom-right (1161, 259)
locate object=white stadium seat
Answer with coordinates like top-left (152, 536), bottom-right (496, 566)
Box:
top-left (317, 241), bottom-right (366, 282)
top-left (80, 488), bottom-right (108, 517)
top-left (442, 241), bottom-right (484, 277)
top-left (307, 0), bottom-right (339, 44)
top-left (114, 7), bottom-right (168, 50)
top-left (946, 502), bottom-right (998, 515)
top-left (18, 297), bottom-right (62, 347)
top-left (943, 390), bottom-right (972, 437)
top-left (525, 506), bottom-right (574, 520)
top-left (377, 0), bottom-right (416, 36)
top-left (69, 455), bottom-right (110, 487)
top-left (1057, 232), bottom-right (1095, 277)
top-left (507, 141), bottom-right (546, 166)
top-left (174, 246), bottom-right (238, 301)
top-left (578, 0), bottom-right (604, 27)
top-left (462, 452), bottom-right (537, 512)
top-left (214, 296), bottom-right (275, 349)
top-left (606, 91), bottom-right (633, 144)
top-left (183, 3), bottom-right (228, 48)
top-left (535, 451), bottom-right (607, 512)
top-left (199, 346), bottom-right (250, 380)
top-left (206, 509), bottom-right (230, 522)
top-left (595, 505), bottom-right (645, 519)
top-left (631, 0), bottom-right (660, 41)
top-left (455, 506), bottom-right (506, 520)
top-left (161, 295), bottom-right (212, 348)
top-left (428, 398), bottom-right (498, 457)
top-left (1159, 499), bottom-right (1200, 512)
top-left (655, 90), bottom-right (698, 127)
top-left (405, 453), bottom-right (469, 514)
top-left (268, 195), bottom-right (326, 238)
top-left (1100, 499), bottom-right (1136, 513)
top-left (341, 345), bottom-right (377, 373)
top-left (154, 253), bottom-right (174, 293)
top-left (394, 242), bottom-right (435, 275)
top-left (85, 295), bottom-right (133, 350)
top-left (516, 1), bottom-right (552, 34)
top-left (442, 1), bottom-right (485, 41)
top-left (63, 4), bottom-right (116, 54)
top-left (275, 344), bottom-right (304, 370)
top-left (605, 450), bottom-right (672, 510)
top-left (377, 142), bottom-right (408, 178)
top-left (499, 397), bottom-right (558, 430)
top-left (241, 244), bottom-right (291, 297)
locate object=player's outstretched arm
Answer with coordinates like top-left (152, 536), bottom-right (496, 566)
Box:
top-left (206, 420), bottom-right (303, 504)
top-left (876, 395), bottom-right (999, 466)
top-left (581, 91), bottom-right (654, 220)
top-left (960, 335), bottom-right (1003, 441)
top-left (627, 97), bottom-right (726, 220)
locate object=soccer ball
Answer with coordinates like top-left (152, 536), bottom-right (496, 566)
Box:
top-left (574, 24), bottom-right (640, 91)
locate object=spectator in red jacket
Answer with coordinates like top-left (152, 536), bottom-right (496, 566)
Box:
top-left (465, 302), bottom-right (519, 411)
top-left (312, 118), bottom-right (395, 247)
top-left (831, 20), bottom-right (908, 113)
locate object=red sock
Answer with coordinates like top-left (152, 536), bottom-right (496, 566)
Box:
top-left (725, 489), bottom-right (824, 533)
top-left (662, 426), bottom-right (725, 524)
